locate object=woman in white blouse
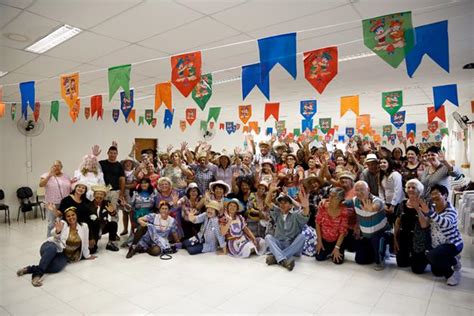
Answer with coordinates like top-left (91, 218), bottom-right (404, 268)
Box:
top-left (379, 157), bottom-right (404, 225)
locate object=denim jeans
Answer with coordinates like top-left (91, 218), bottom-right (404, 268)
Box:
top-left (427, 243), bottom-right (462, 278)
top-left (27, 241), bottom-right (68, 278)
top-left (265, 233), bottom-right (305, 263)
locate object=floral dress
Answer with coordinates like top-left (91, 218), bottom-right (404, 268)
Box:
top-left (138, 214), bottom-right (177, 251)
top-left (220, 214), bottom-right (266, 258)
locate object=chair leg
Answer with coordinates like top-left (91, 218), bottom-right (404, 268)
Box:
top-left (17, 206), bottom-right (21, 222)
top-left (7, 207), bottom-right (10, 226)
top-left (23, 210), bottom-right (26, 223)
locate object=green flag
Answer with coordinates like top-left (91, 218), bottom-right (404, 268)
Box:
top-left (362, 11), bottom-right (414, 68)
top-left (138, 116), bottom-right (144, 126)
top-left (192, 73), bottom-right (212, 110)
top-left (319, 118), bottom-right (331, 134)
top-left (382, 90), bottom-right (403, 115)
top-left (50, 100), bottom-right (59, 122)
top-left (145, 109), bottom-right (153, 125)
top-left (207, 107), bottom-right (221, 122)
top-left (200, 120), bottom-right (207, 131)
top-left (293, 128), bottom-right (301, 136)
top-left (440, 127), bottom-right (449, 136)
top-left (108, 64), bottom-right (131, 101)
top-left (11, 103), bottom-right (16, 120)
top-left (382, 125), bottom-right (392, 137)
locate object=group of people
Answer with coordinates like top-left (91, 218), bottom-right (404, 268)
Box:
top-left (18, 135), bottom-right (465, 288)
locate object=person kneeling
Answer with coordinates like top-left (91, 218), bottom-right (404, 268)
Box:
top-left (90, 185), bottom-right (119, 252)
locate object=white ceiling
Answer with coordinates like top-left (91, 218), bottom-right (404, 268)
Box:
top-left (0, 0), bottom-right (473, 130)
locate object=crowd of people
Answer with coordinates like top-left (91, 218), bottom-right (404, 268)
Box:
top-left (17, 135), bottom-right (466, 288)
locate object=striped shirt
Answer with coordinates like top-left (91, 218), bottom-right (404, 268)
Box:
top-left (195, 213), bottom-right (226, 253)
top-left (428, 203), bottom-right (463, 251)
top-left (353, 195), bottom-right (389, 238)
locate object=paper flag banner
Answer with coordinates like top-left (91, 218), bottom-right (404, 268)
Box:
top-left (171, 51), bottom-right (202, 97)
top-left (389, 134), bottom-right (397, 145)
top-left (275, 120), bottom-right (286, 133)
top-left (428, 121), bottom-right (439, 133)
top-left (433, 84), bottom-right (458, 110)
top-left (406, 123), bottom-right (416, 140)
top-left (235, 123), bottom-right (241, 131)
top-left (391, 110), bottom-right (406, 129)
top-left (301, 119), bottom-right (313, 132)
top-left (192, 73), bottom-right (212, 110)
top-left (340, 95), bottom-right (359, 117)
top-left (294, 128), bottom-right (301, 137)
top-left (440, 127), bottom-right (449, 136)
top-left (179, 120), bottom-right (186, 132)
top-left (356, 114), bottom-right (371, 134)
top-left (319, 118), bottom-right (331, 134)
top-left (303, 46), bottom-right (338, 94)
top-left (427, 105), bottom-right (446, 123)
top-left (138, 116), bottom-right (144, 126)
top-left (226, 122), bottom-right (236, 135)
top-left (242, 63), bottom-right (270, 100)
top-left (108, 64), bottom-right (131, 101)
top-left (382, 90), bottom-right (403, 115)
top-left (362, 11), bottom-right (414, 68)
top-left (112, 109), bottom-right (120, 122)
top-left (248, 121), bottom-right (259, 134)
top-left (471, 100), bottom-right (474, 113)
top-left (383, 125), bottom-right (393, 137)
top-left (346, 127), bottom-right (354, 138)
top-left (327, 128), bottom-right (335, 137)
top-left (0, 103), bottom-right (4, 118)
top-left (33, 102), bottom-right (40, 122)
top-left (84, 107), bottom-right (90, 119)
top-left (374, 134), bottom-right (382, 143)
top-left (127, 109), bottom-right (136, 123)
top-left (0, 85), bottom-right (3, 102)
top-left (145, 109), bottom-right (153, 125)
top-left (69, 99), bottom-right (80, 123)
top-left (300, 100), bottom-right (317, 119)
top-left (266, 127), bottom-right (273, 135)
top-left (405, 21), bottom-right (449, 77)
top-left (60, 73), bottom-right (79, 111)
top-left (422, 130), bottom-right (430, 142)
top-left (120, 89), bottom-right (134, 120)
top-left (151, 118), bottom-right (157, 128)
top-left (186, 108), bottom-right (196, 125)
top-left (207, 107), bottom-right (221, 122)
top-left (396, 130), bottom-right (404, 140)
top-left (20, 81), bottom-right (35, 119)
top-left (90, 95), bottom-right (102, 119)
top-left (11, 103), bottom-right (16, 120)
top-left (324, 134), bottom-right (332, 142)
top-left (154, 82), bottom-right (172, 112)
top-left (49, 101), bottom-right (58, 122)
top-left (264, 102), bottom-right (279, 121)
top-left (258, 33), bottom-right (297, 80)
top-left (209, 121), bottom-right (215, 130)
top-left (163, 109), bottom-right (174, 128)
top-left (200, 120), bottom-right (207, 131)
top-left (219, 123), bottom-right (224, 130)
top-left (338, 135), bottom-right (345, 142)
top-left (239, 105), bottom-right (252, 124)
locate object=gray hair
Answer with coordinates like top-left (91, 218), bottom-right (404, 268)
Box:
top-left (354, 180), bottom-right (369, 190)
top-left (405, 179), bottom-right (424, 196)
top-left (329, 187), bottom-right (346, 201)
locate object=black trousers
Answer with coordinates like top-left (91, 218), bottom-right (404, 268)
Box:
top-left (355, 230), bottom-right (387, 265)
top-left (396, 231), bottom-right (428, 274)
top-left (315, 238), bottom-right (345, 264)
top-left (101, 221), bottom-right (118, 242)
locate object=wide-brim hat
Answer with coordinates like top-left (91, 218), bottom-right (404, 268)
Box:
top-left (257, 181), bottom-right (269, 190)
top-left (205, 200), bottom-right (222, 212)
top-left (273, 142), bottom-right (286, 150)
top-left (120, 157), bottom-right (138, 169)
top-left (196, 151), bottom-right (207, 160)
top-left (157, 177), bottom-right (172, 186)
top-left (91, 184), bottom-right (110, 193)
top-left (209, 180), bottom-right (230, 195)
top-left (259, 140), bottom-right (270, 147)
top-left (260, 159), bottom-right (275, 171)
top-left (185, 182), bottom-right (201, 196)
top-left (225, 198), bottom-right (243, 213)
top-left (218, 150), bottom-right (231, 161)
top-left (365, 153), bottom-right (379, 163)
top-left (339, 172), bottom-right (355, 181)
top-left (276, 193), bottom-right (297, 206)
top-left (286, 153), bottom-right (297, 160)
top-left (72, 180), bottom-right (88, 190)
top-left (303, 173), bottom-right (324, 189)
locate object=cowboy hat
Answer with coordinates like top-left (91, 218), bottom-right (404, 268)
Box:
top-left (276, 193), bottom-right (298, 206)
top-left (303, 173), bottom-right (324, 189)
top-left (209, 180), bottom-right (230, 195)
top-left (205, 200), bottom-right (222, 212)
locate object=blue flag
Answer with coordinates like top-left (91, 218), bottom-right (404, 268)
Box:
top-left (405, 21), bottom-right (449, 78)
top-left (242, 63), bottom-right (270, 100)
top-left (112, 109), bottom-right (120, 122)
top-left (120, 89), bottom-right (134, 120)
top-left (345, 127), bottom-right (354, 138)
top-left (433, 84), bottom-right (458, 111)
top-left (258, 33), bottom-right (297, 81)
top-left (391, 110), bottom-right (406, 129)
top-left (300, 100), bottom-right (317, 119)
top-left (266, 127), bottom-right (273, 135)
top-left (164, 109), bottom-right (174, 128)
top-left (226, 122), bottom-right (236, 135)
top-left (20, 81), bottom-right (35, 119)
top-left (338, 135), bottom-right (345, 142)
top-left (302, 119), bottom-right (313, 132)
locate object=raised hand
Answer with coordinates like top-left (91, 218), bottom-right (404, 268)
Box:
top-left (298, 187), bottom-right (309, 209)
top-left (418, 199), bottom-right (430, 215)
top-left (92, 145), bottom-right (101, 157)
top-left (112, 141), bottom-right (118, 148)
top-left (171, 191), bottom-right (179, 206)
top-left (361, 198), bottom-right (375, 212)
top-left (54, 219), bottom-right (64, 233)
top-left (167, 144), bottom-right (174, 153)
top-left (105, 202), bottom-right (115, 214)
top-left (180, 142), bottom-right (188, 151)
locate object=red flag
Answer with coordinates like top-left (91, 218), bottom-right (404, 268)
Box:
top-left (33, 102), bottom-right (40, 122)
top-left (303, 46), bottom-right (338, 94)
top-left (427, 105), bottom-right (446, 123)
top-left (171, 51), bottom-right (201, 97)
top-left (219, 123), bottom-right (224, 130)
top-left (264, 102), bottom-right (279, 121)
top-left (90, 95), bottom-right (102, 119)
top-left (428, 121), bottom-right (438, 133)
top-left (84, 107), bottom-right (90, 119)
top-left (186, 108), bottom-right (196, 125)
top-left (151, 118), bottom-right (157, 128)
top-left (243, 126), bottom-right (250, 133)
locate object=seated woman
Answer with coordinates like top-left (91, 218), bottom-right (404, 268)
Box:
top-left (393, 179), bottom-right (430, 274)
top-left (127, 178), bottom-right (157, 232)
top-left (204, 180), bottom-right (230, 215)
top-left (126, 201), bottom-right (179, 258)
top-left (72, 152), bottom-right (105, 201)
top-left (315, 187), bottom-right (349, 264)
top-left (155, 177), bottom-right (182, 238)
top-left (246, 181), bottom-right (269, 238)
top-left (17, 207), bottom-right (96, 287)
top-left (220, 198), bottom-right (266, 258)
top-left (182, 201), bottom-right (226, 255)
top-left (178, 183), bottom-right (204, 239)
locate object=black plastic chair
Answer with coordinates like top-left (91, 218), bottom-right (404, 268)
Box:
top-left (16, 187), bottom-right (43, 223)
top-left (0, 189), bottom-right (10, 225)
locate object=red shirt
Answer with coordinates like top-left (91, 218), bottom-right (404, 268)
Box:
top-left (316, 201), bottom-right (349, 242)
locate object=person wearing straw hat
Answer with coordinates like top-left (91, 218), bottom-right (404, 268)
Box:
top-left (219, 198), bottom-right (266, 258)
top-left (189, 151), bottom-right (218, 196)
top-left (278, 152), bottom-right (304, 199)
top-left (360, 153), bottom-right (380, 196)
top-left (215, 149), bottom-right (241, 188)
top-left (205, 180), bottom-right (230, 215)
top-left (162, 150), bottom-right (193, 194)
top-left (256, 159), bottom-right (275, 184)
top-left (253, 140), bottom-right (276, 165)
top-left (72, 149), bottom-right (105, 201)
top-left (264, 181), bottom-right (310, 271)
top-left (90, 185), bottom-right (119, 252)
top-left (119, 157), bottom-right (137, 236)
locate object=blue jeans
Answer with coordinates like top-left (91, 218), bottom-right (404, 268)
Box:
top-left (182, 238), bottom-right (204, 255)
top-left (265, 233), bottom-right (305, 263)
top-left (27, 241), bottom-right (68, 278)
top-left (427, 243), bottom-right (462, 278)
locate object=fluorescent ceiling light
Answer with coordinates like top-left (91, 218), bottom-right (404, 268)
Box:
top-left (0, 71), bottom-right (8, 78)
top-left (25, 25), bottom-right (81, 54)
top-left (339, 52), bottom-right (376, 62)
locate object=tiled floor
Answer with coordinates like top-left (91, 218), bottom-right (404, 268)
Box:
top-left (1, 218), bottom-right (473, 315)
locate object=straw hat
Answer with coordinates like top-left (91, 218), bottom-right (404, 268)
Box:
top-left (303, 173), bottom-right (324, 189)
top-left (157, 177), bottom-right (172, 186)
top-left (276, 193), bottom-right (297, 206)
top-left (91, 184), bottom-right (110, 193)
top-left (259, 140), bottom-right (270, 147)
top-left (273, 142), bottom-right (286, 151)
top-left (365, 153), bottom-right (379, 163)
top-left (209, 180), bottom-right (231, 195)
top-left (257, 181), bottom-right (269, 190)
top-left (185, 182), bottom-right (201, 196)
top-left (225, 198), bottom-right (243, 212)
top-left (339, 172), bottom-right (355, 181)
top-left (205, 200), bottom-right (222, 212)
top-left (260, 159), bottom-right (275, 172)
top-left (120, 157), bottom-right (138, 169)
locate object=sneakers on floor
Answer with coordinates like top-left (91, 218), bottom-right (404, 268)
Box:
top-left (374, 260), bottom-right (385, 271)
top-left (280, 259), bottom-right (295, 271)
top-left (126, 245), bottom-right (137, 259)
top-left (106, 242), bottom-right (119, 252)
top-left (446, 270), bottom-right (461, 286)
top-left (266, 255), bottom-right (277, 266)
top-left (453, 255), bottom-right (462, 272)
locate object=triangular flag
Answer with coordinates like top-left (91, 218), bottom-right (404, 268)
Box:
top-left (180, 120), bottom-right (186, 132)
top-left (391, 110), bottom-right (405, 129)
top-left (225, 122), bottom-right (236, 134)
top-left (33, 102), bottom-right (40, 122)
top-left (186, 108), bottom-right (196, 125)
top-left (293, 128), bottom-right (301, 137)
top-left (258, 33), bottom-right (297, 80)
top-left (302, 119), bottom-right (313, 132)
top-left (207, 107), bottom-right (221, 122)
top-left (145, 109), bottom-right (153, 125)
top-left (60, 73), bottom-right (79, 109)
top-left (108, 64), bottom-right (131, 101)
top-left (138, 116), bottom-right (144, 126)
top-left (200, 120), bottom-right (207, 131)
top-left (220, 123), bottom-right (225, 130)
top-left (440, 127), bottom-right (449, 136)
top-left (171, 51), bottom-right (202, 97)
top-left (154, 82), bottom-right (172, 112)
top-left (163, 109), bottom-right (174, 129)
top-left (120, 89), bottom-right (134, 120)
top-left (433, 84), bottom-right (458, 111)
top-left (239, 105), bottom-right (252, 124)
top-left (405, 20), bottom-right (449, 77)
top-left (428, 121), bottom-right (438, 133)
top-left (406, 123), bottom-right (416, 143)
top-left (112, 109), bottom-right (120, 122)
top-left (127, 109), bottom-right (136, 123)
top-left (264, 102), bottom-right (279, 121)
top-left (340, 95), bottom-right (359, 117)
top-left (303, 46), bottom-right (338, 93)
top-left (346, 127), bottom-right (354, 138)
top-left (151, 118), bottom-right (157, 128)
top-left (383, 125), bottom-right (393, 137)
top-left (50, 101), bottom-right (59, 122)
top-left (356, 114), bottom-right (371, 134)
top-left (381, 90), bottom-right (403, 115)
top-left (0, 103), bottom-right (5, 118)
top-left (319, 118), bottom-right (331, 134)
top-left (84, 107), bottom-right (90, 119)
top-left (338, 135), bottom-right (345, 142)
top-left (266, 127), bottom-right (273, 135)
top-left (243, 126), bottom-right (250, 133)
top-left (69, 99), bottom-right (80, 123)
top-left (192, 73), bottom-right (212, 110)
top-left (248, 121), bottom-right (259, 134)
top-left (422, 130), bottom-right (430, 142)
top-left (427, 105), bottom-right (446, 123)
top-left (241, 63), bottom-right (270, 100)
top-left (19, 81), bottom-right (35, 119)
top-left (11, 103), bottom-right (16, 120)
top-left (90, 95), bottom-right (102, 119)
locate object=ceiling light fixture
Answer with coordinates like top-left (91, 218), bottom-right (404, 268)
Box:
top-left (25, 24), bottom-right (81, 54)
top-left (339, 52), bottom-right (376, 62)
top-left (0, 71), bottom-right (8, 77)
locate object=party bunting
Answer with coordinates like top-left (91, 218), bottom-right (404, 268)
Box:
top-left (69, 99), bottom-right (80, 123)
top-left (301, 119), bottom-right (313, 132)
top-left (248, 121), bottom-right (259, 134)
top-left (90, 95), bottom-right (102, 119)
top-left (239, 105), bottom-right (252, 124)
top-left (433, 84), bottom-right (458, 111)
top-left (319, 118), bottom-right (331, 134)
top-left (275, 120), bottom-right (286, 134)
top-left (264, 102), bottom-right (279, 121)
top-left (294, 128), bottom-right (301, 137)
top-left (405, 21), bottom-right (449, 77)
top-left (120, 89), bottom-right (134, 120)
top-left (108, 64), bottom-right (131, 101)
top-left (266, 127), bottom-right (273, 135)
top-left (0, 85), bottom-right (3, 102)
top-left (391, 110), bottom-right (406, 129)
top-left (154, 82), bottom-right (172, 112)
top-left (200, 120), bottom-right (207, 131)
top-left (209, 121), bottom-right (215, 129)
top-left (235, 123), bottom-right (241, 131)
top-left (303, 46), bottom-right (338, 94)
top-left (84, 107), bottom-right (90, 120)
top-left (32, 102), bottom-right (40, 122)
top-left (427, 105), bottom-right (446, 123)
top-left (163, 109), bottom-right (174, 129)
top-left (406, 123), bottom-right (416, 143)
top-left (171, 51), bottom-right (202, 97)
top-left (219, 123), bottom-right (224, 130)
top-left (396, 130), bottom-right (404, 140)
top-left (471, 100), bottom-right (474, 113)
top-left (258, 33), bottom-right (297, 80)
top-left (338, 135), bottom-right (345, 142)
top-left (242, 63), bottom-right (270, 100)
top-left (127, 109), bottom-right (136, 123)
top-left (50, 101), bottom-right (59, 122)
top-left (440, 127), bottom-right (449, 136)
top-left (373, 134), bottom-right (381, 143)
top-left (0, 103), bottom-right (4, 118)
top-left (20, 81), bottom-right (35, 119)
top-left (60, 73), bottom-right (79, 110)
top-left (428, 121), bottom-right (439, 133)
top-left (192, 73), bottom-right (212, 110)
top-left (300, 100), bottom-right (317, 119)
top-left (362, 11), bottom-right (414, 68)
top-left (186, 108), bottom-right (196, 125)
top-left (151, 118), bottom-right (157, 128)
top-left (11, 103), bottom-right (16, 120)
top-left (207, 107), bottom-right (221, 122)
top-left (382, 90), bottom-right (403, 115)
top-left (138, 116), bottom-right (144, 126)
top-left (112, 109), bottom-right (120, 122)
top-left (422, 130), bottom-right (430, 142)
top-left (226, 122), bottom-right (236, 135)
top-left (179, 120), bottom-right (186, 132)
top-left (356, 114), bottom-right (371, 134)
top-left (145, 109), bottom-right (153, 125)
top-left (346, 127), bottom-right (354, 138)
top-left (340, 95), bottom-right (359, 117)
top-left (383, 125), bottom-right (392, 137)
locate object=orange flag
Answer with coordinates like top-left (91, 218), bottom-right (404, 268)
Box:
top-left (155, 82), bottom-right (172, 112)
top-left (356, 114), bottom-right (371, 135)
top-left (264, 102), bottom-right (280, 121)
top-left (127, 109), bottom-right (136, 123)
top-left (60, 73), bottom-right (79, 110)
top-left (427, 105), bottom-right (446, 123)
top-left (248, 121), bottom-right (259, 134)
top-left (340, 95), bottom-right (359, 117)
top-left (0, 102), bottom-right (5, 118)
top-left (243, 126), bottom-right (250, 133)
top-left (373, 134), bottom-right (381, 143)
top-left (471, 100), bottom-right (474, 113)
top-left (180, 120), bottom-right (186, 132)
top-left (70, 99), bottom-right (80, 123)
top-left (239, 105), bottom-right (252, 124)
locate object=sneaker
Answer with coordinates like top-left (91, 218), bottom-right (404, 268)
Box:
top-left (126, 245), bottom-right (137, 259)
top-left (280, 259), bottom-right (295, 271)
top-left (16, 267), bottom-right (28, 276)
top-left (453, 255), bottom-right (462, 272)
top-left (266, 255), bottom-right (277, 266)
top-left (106, 242), bottom-right (119, 252)
top-left (446, 270), bottom-right (461, 286)
top-left (374, 261), bottom-right (385, 271)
